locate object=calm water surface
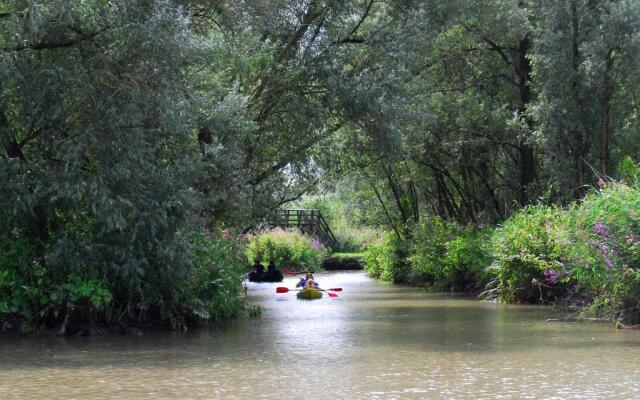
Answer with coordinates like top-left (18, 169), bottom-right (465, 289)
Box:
top-left (2, 271), bottom-right (640, 399)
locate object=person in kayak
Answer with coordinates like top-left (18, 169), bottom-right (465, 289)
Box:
top-left (267, 260), bottom-right (277, 273)
top-left (252, 260), bottom-right (265, 275)
top-left (296, 273), bottom-right (318, 288)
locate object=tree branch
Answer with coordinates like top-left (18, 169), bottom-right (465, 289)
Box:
top-left (332, 0), bottom-right (374, 46)
top-left (249, 123), bottom-right (343, 185)
top-left (2, 28), bottom-right (104, 53)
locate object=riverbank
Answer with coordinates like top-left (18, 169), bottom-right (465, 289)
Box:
top-left (364, 180), bottom-right (640, 325)
top-left (322, 253), bottom-right (364, 270)
top-left (0, 234), bottom-right (248, 336)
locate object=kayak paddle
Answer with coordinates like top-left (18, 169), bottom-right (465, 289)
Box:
top-left (276, 287), bottom-right (342, 293)
top-left (275, 287), bottom-right (341, 297)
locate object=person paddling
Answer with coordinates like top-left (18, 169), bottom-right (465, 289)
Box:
top-left (296, 273), bottom-right (318, 288)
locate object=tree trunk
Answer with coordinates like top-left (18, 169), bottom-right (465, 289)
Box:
top-left (570, 0), bottom-right (587, 193)
top-left (600, 50), bottom-right (613, 175)
top-left (515, 35), bottom-right (536, 204)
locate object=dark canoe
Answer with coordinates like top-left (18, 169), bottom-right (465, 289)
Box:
top-left (247, 269), bottom-right (284, 282)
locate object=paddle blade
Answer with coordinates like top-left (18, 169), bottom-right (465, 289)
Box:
top-left (326, 292), bottom-right (338, 298)
top-left (328, 288), bottom-right (342, 292)
top-left (282, 268), bottom-right (300, 276)
top-left (276, 287), bottom-right (289, 293)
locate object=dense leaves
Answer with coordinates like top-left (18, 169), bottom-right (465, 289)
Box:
top-left (0, 1), bottom-right (238, 333)
top-left (246, 229), bottom-right (328, 272)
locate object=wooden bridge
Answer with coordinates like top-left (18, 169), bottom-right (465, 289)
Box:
top-left (270, 209), bottom-right (338, 250)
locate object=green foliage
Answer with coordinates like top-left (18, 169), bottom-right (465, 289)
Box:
top-left (187, 233), bottom-right (246, 321)
top-left (364, 221), bottom-right (490, 290)
top-left (334, 227), bottom-right (380, 253)
top-left (0, 1), bottom-right (249, 333)
top-left (62, 276), bottom-right (112, 311)
top-left (331, 252), bottom-right (364, 258)
top-left (363, 233), bottom-right (408, 282)
top-left (1, 0), bottom-right (640, 333)
top-left (293, 194), bottom-right (379, 252)
top-left (570, 182), bottom-right (640, 321)
top-left (246, 229), bottom-right (328, 271)
top-left (490, 182), bottom-right (640, 322)
top-left (412, 221), bottom-right (492, 291)
top-left (490, 205), bottom-right (577, 303)
top-left (617, 156), bottom-right (640, 184)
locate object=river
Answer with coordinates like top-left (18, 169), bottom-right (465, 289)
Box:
top-left (1, 271), bottom-right (640, 399)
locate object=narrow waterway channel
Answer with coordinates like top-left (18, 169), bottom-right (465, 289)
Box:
top-left (2, 271), bottom-right (640, 399)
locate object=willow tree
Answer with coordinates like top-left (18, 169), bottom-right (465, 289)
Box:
top-left (533, 0), bottom-right (640, 200)
top-left (0, 0), bottom-right (217, 330)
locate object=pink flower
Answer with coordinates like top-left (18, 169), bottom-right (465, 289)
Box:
top-left (596, 178), bottom-right (606, 189)
top-left (593, 223), bottom-right (609, 238)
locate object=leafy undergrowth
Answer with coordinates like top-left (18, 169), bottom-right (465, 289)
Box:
top-left (364, 179), bottom-right (640, 325)
top-left (0, 232), bottom-right (249, 336)
top-left (363, 220), bottom-right (490, 291)
top-left (245, 228), bottom-right (328, 272)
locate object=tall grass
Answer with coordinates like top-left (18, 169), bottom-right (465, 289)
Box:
top-left (491, 181), bottom-right (640, 322)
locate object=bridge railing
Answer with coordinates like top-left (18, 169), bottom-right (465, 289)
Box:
top-left (271, 209), bottom-right (337, 249)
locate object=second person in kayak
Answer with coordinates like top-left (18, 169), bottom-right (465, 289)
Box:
top-left (296, 273), bottom-right (319, 288)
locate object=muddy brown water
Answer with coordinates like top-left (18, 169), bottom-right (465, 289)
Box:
top-left (2, 271), bottom-right (640, 399)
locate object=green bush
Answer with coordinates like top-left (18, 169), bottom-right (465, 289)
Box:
top-left (569, 182), bottom-right (640, 321)
top-left (0, 220), bottom-right (113, 333)
top-left (364, 221), bottom-right (490, 290)
top-left (334, 227), bottom-right (380, 253)
top-left (617, 156), bottom-right (640, 183)
top-left (363, 232), bottom-right (408, 282)
top-left (490, 181), bottom-right (640, 320)
top-left (186, 233), bottom-right (247, 323)
top-left (245, 228), bottom-right (328, 271)
top-left (490, 204), bottom-right (578, 303)
top-left (363, 178), bottom-right (640, 324)
top-left (0, 222), bottom-right (248, 333)
top-left (440, 227), bottom-right (492, 291)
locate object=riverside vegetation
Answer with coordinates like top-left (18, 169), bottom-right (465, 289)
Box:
top-left (2, 0), bottom-right (640, 334)
top-left (364, 160), bottom-right (640, 324)
top-left (246, 229), bottom-right (329, 272)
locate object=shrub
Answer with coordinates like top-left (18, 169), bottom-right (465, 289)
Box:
top-left (0, 218), bottom-right (114, 333)
top-left (490, 181), bottom-right (640, 318)
top-left (245, 228), bottom-right (328, 271)
top-left (490, 205), bottom-right (578, 303)
top-left (334, 227), bottom-right (380, 253)
top-left (408, 219), bottom-right (490, 290)
top-left (363, 232), bottom-right (408, 282)
top-left (570, 182), bottom-right (640, 321)
top-left (0, 224), bottom-right (248, 333)
top-left (617, 156), bottom-right (640, 184)
top-left (441, 227), bottom-right (492, 291)
top-left (187, 233), bottom-right (247, 323)
top-left (364, 221), bottom-right (490, 290)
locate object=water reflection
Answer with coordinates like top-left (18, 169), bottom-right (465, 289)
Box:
top-left (1, 271), bottom-right (640, 399)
